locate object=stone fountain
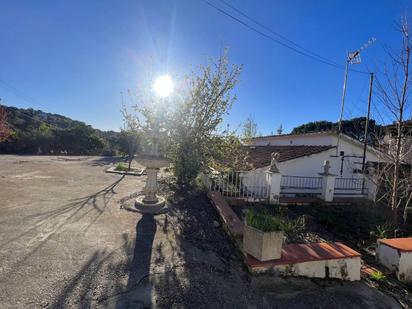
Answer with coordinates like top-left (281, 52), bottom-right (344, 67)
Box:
top-left (135, 134), bottom-right (169, 214)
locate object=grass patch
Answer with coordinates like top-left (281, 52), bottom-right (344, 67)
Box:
top-left (245, 207), bottom-right (306, 234)
top-left (114, 162), bottom-right (129, 171)
top-left (246, 210), bottom-right (283, 232)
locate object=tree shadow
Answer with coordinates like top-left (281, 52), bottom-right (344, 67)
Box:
top-left (50, 214), bottom-right (158, 308)
top-left (51, 236), bottom-right (131, 308)
top-left (0, 175), bottom-right (126, 279)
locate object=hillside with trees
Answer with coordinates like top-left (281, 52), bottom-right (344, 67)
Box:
top-left (0, 105), bottom-right (124, 155)
top-left (291, 117), bottom-right (384, 145)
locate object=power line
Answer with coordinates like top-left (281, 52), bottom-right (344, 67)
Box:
top-left (0, 80), bottom-right (67, 130)
top-left (218, 0), bottom-right (340, 66)
top-left (0, 78), bottom-right (62, 130)
top-left (0, 79), bottom-right (38, 106)
top-left (200, 0), bottom-right (338, 67)
top-left (201, 0), bottom-right (369, 74)
top-left (0, 80), bottom-right (95, 132)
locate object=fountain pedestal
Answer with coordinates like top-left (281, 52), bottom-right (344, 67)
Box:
top-left (134, 155), bottom-right (169, 214)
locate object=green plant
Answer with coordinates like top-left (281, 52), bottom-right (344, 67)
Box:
top-left (370, 222), bottom-right (394, 240)
top-left (168, 52), bottom-right (242, 186)
top-left (370, 270), bottom-right (386, 282)
top-left (114, 162), bottom-right (129, 172)
top-left (246, 210), bottom-right (283, 232)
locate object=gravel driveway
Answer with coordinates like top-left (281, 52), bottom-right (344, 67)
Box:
top-left (0, 155), bottom-right (402, 308)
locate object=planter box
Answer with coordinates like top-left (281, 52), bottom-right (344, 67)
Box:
top-left (243, 224), bottom-right (283, 261)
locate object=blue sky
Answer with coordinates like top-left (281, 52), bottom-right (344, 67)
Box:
top-left (0, 0), bottom-right (410, 134)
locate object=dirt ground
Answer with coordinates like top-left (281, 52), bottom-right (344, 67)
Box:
top-left (0, 155), bottom-right (404, 308)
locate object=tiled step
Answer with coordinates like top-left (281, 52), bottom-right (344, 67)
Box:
top-left (246, 242), bottom-right (362, 281)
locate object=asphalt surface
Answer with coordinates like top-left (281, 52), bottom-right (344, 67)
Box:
top-left (0, 155), bottom-right (403, 308)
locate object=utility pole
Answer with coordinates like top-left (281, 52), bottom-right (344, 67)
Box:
top-left (361, 72), bottom-right (374, 195)
top-left (336, 51), bottom-right (359, 155)
top-left (362, 72), bottom-right (374, 173)
top-left (338, 59), bottom-right (350, 134)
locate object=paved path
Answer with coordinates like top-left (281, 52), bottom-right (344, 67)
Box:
top-left (0, 155), bottom-right (402, 308)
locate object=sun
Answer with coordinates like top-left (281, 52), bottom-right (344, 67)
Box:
top-left (153, 75), bottom-right (174, 98)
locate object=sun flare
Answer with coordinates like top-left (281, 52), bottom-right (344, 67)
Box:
top-left (153, 75), bottom-right (174, 98)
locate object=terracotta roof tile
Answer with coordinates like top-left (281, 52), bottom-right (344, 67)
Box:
top-left (246, 242), bottom-right (361, 268)
top-left (245, 145), bottom-right (336, 168)
top-left (378, 237), bottom-right (412, 252)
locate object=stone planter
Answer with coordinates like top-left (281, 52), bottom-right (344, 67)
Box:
top-left (243, 224), bottom-right (283, 261)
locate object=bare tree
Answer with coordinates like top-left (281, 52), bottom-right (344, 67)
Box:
top-left (376, 17), bottom-right (412, 224)
top-left (120, 105), bottom-right (140, 170)
top-left (242, 116), bottom-right (258, 140)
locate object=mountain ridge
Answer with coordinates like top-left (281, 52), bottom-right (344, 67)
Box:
top-left (0, 105), bottom-right (121, 155)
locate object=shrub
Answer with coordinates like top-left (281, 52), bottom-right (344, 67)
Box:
top-left (246, 210), bottom-right (283, 232)
top-left (370, 222), bottom-right (394, 240)
top-left (114, 162), bottom-right (129, 171)
top-left (370, 270), bottom-right (386, 282)
top-left (281, 215), bottom-right (306, 235)
top-left (168, 53), bottom-right (242, 186)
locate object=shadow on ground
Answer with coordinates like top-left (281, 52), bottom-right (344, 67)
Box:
top-left (88, 156), bottom-right (125, 167)
top-left (52, 214), bottom-right (157, 308)
top-left (0, 175), bottom-right (126, 282)
top-left (49, 182), bottom-right (402, 308)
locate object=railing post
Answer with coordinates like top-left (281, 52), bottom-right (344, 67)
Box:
top-left (267, 171), bottom-right (281, 204)
top-left (319, 160), bottom-right (336, 202)
top-left (199, 172), bottom-right (211, 191)
top-left (364, 166), bottom-right (378, 201)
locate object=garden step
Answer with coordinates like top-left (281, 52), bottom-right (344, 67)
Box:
top-left (361, 264), bottom-right (380, 277)
top-left (246, 242), bottom-right (362, 281)
top-left (207, 191), bottom-right (244, 237)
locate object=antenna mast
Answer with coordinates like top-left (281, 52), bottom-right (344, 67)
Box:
top-left (336, 38), bottom-right (376, 155)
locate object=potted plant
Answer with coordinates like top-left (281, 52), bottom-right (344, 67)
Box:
top-left (243, 210), bottom-right (284, 261)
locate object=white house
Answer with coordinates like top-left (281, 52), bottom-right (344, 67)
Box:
top-left (241, 131), bottom-right (385, 198)
top-left (247, 131), bottom-right (382, 178)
